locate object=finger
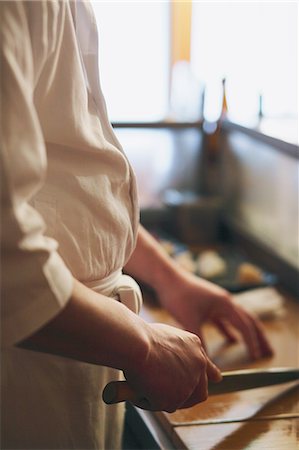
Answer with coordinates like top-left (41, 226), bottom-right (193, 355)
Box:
top-left (185, 324), bottom-right (207, 351)
top-left (224, 306), bottom-right (262, 359)
top-left (132, 391), bottom-right (174, 413)
top-left (179, 369), bottom-right (209, 409)
top-left (197, 330), bottom-right (207, 351)
top-left (193, 332), bottom-right (221, 382)
top-left (213, 318), bottom-right (239, 343)
top-left (201, 348), bottom-right (222, 382)
top-left (134, 397), bottom-right (157, 411)
top-left (246, 313), bottom-right (273, 357)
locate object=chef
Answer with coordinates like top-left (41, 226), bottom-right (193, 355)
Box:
top-left (0, 1), bottom-right (273, 449)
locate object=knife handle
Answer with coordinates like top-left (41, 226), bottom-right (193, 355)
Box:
top-left (102, 381), bottom-right (151, 409)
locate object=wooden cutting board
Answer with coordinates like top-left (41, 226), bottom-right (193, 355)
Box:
top-left (153, 384), bottom-right (298, 450)
top-left (139, 287), bottom-right (299, 449)
top-left (155, 382), bottom-right (299, 427)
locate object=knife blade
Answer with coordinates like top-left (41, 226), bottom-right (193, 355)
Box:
top-left (208, 367), bottom-right (299, 395)
top-left (102, 367), bottom-right (299, 407)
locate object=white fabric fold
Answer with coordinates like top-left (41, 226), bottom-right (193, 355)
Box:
top-left (85, 270), bottom-right (143, 315)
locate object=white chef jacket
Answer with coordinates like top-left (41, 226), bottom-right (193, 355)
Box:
top-left (1, 1), bottom-right (140, 448)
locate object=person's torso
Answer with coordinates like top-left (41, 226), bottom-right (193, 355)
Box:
top-left (30, 0), bottom-right (139, 281)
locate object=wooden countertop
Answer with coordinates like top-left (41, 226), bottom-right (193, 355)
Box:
top-left (137, 288), bottom-right (299, 450)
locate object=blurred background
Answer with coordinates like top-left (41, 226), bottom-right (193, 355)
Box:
top-left (92, 5), bottom-right (298, 444)
top-left (91, 1), bottom-right (298, 292)
top-left (92, 1), bottom-right (297, 139)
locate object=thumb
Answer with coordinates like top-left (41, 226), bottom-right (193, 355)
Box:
top-left (184, 326), bottom-right (221, 382)
top-left (201, 348), bottom-right (222, 383)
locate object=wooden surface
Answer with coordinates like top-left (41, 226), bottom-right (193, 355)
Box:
top-left (140, 289), bottom-right (299, 449)
top-left (174, 418), bottom-right (299, 450)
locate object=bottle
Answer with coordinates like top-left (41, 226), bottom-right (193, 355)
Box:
top-left (220, 78), bottom-right (228, 121)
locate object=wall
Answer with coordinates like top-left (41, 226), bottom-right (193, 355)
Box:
top-left (220, 128), bottom-right (298, 270)
top-left (114, 127), bottom-right (204, 209)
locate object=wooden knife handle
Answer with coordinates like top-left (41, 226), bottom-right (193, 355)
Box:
top-left (103, 381), bottom-right (135, 404)
top-left (102, 381), bottom-right (150, 409)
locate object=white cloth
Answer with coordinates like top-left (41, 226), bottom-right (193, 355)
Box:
top-left (2, 272), bottom-right (143, 450)
top-left (86, 270), bottom-right (143, 315)
top-left (1, 1), bottom-right (140, 448)
top-left (1, 0), bottom-right (139, 347)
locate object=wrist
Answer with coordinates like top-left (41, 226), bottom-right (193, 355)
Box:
top-left (119, 310), bottom-right (151, 373)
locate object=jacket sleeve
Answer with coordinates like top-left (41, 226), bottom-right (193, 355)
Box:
top-left (0, 2), bottom-right (73, 347)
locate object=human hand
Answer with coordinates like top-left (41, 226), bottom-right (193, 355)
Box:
top-left (155, 271), bottom-right (273, 361)
top-left (123, 322), bottom-right (222, 412)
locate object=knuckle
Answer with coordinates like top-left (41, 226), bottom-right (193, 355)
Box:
top-left (190, 387), bottom-right (208, 406)
top-left (221, 290), bottom-right (233, 302)
top-left (189, 333), bottom-right (201, 345)
top-left (198, 353), bottom-right (207, 369)
top-left (195, 336), bottom-right (203, 348)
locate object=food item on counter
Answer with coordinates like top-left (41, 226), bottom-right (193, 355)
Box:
top-left (233, 287), bottom-right (285, 320)
top-left (237, 262), bottom-right (263, 284)
top-left (159, 239), bottom-right (176, 256)
top-left (173, 250), bottom-right (197, 273)
top-left (197, 250), bottom-right (227, 278)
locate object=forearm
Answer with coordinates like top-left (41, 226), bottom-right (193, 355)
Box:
top-left (19, 276), bottom-right (222, 412)
top-left (19, 278), bottom-right (149, 372)
top-left (124, 225), bottom-right (180, 293)
top-left (125, 230), bottom-right (273, 361)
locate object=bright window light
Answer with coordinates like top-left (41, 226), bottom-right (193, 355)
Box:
top-left (92, 2), bottom-right (170, 122)
top-left (191, 2), bottom-right (298, 124)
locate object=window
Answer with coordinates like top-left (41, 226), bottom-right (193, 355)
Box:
top-left (92, 1), bottom-right (297, 144)
top-left (92, 2), bottom-right (170, 122)
top-left (191, 2), bottom-right (298, 126)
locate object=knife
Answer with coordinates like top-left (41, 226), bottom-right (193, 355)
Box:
top-left (102, 367), bottom-right (299, 408)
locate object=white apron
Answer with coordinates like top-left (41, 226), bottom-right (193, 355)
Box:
top-left (2, 271), bottom-right (142, 449)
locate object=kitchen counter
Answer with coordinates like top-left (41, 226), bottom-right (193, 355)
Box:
top-left (126, 288), bottom-right (299, 450)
